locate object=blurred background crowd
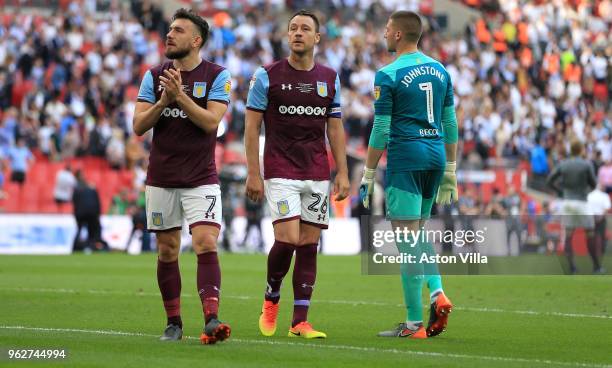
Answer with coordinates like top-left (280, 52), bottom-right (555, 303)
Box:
top-left (0, 0), bottom-right (610, 236)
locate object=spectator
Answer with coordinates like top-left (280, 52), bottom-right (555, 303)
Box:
top-left (61, 124), bottom-right (81, 160)
top-left (7, 137), bottom-right (33, 186)
top-left (547, 140), bottom-right (600, 274)
top-left (458, 187), bottom-right (481, 246)
top-left (595, 132), bottom-right (611, 163)
top-left (219, 162), bottom-right (246, 252)
top-left (349, 60), bottom-right (375, 96)
top-left (38, 120), bottom-right (56, 159)
top-left (242, 196), bottom-right (264, 252)
top-left (125, 190), bottom-right (151, 252)
top-left (72, 170), bottom-right (107, 252)
top-left (109, 189), bottom-right (132, 215)
top-left (530, 139), bottom-right (549, 191)
top-left (53, 165), bottom-right (77, 208)
top-left (591, 150), bottom-right (605, 176)
top-left (503, 186), bottom-right (523, 254)
top-left (44, 92), bottom-right (67, 129)
top-left (587, 184), bottom-right (611, 258)
top-left (125, 135), bottom-right (144, 170)
top-left (106, 129), bottom-right (125, 170)
top-left (345, 92), bottom-right (373, 141)
top-left (0, 108), bottom-right (16, 156)
top-left (598, 161), bottom-right (612, 193)
top-left (0, 156), bottom-right (5, 199)
top-left (133, 159), bottom-right (147, 191)
top-left (483, 188), bottom-right (508, 218)
top-left (537, 201), bottom-right (560, 254)
top-left (87, 118), bottom-right (111, 157)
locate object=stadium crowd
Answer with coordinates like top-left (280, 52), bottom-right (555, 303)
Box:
top-left (0, 0), bottom-right (610, 216)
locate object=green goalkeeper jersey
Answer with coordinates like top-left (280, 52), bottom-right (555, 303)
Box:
top-left (370, 51), bottom-right (457, 172)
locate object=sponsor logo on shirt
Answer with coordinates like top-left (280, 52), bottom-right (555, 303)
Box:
top-left (162, 107), bottom-right (188, 119)
top-left (316, 81), bottom-right (327, 97)
top-left (281, 83), bottom-right (292, 91)
top-left (278, 105), bottom-right (327, 116)
top-left (158, 84), bottom-right (189, 92)
top-left (193, 82), bottom-right (207, 98)
top-left (296, 83), bottom-right (314, 93)
top-left (224, 79), bottom-right (231, 93)
top-left (249, 76), bottom-right (256, 90)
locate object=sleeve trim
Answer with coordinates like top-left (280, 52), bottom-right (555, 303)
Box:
top-left (208, 99), bottom-right (229, 106)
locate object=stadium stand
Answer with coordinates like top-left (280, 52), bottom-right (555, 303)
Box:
top-left (0, 0), bottom-right (609, 217)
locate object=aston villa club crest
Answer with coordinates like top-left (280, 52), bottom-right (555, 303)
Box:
top-left (277, 200), bottom-right (290, 216)
top-left (193, 82), bottom-right (207, 98)
top-left (152, 212), bottom-right (163, 226)
top-left (316, 81), bottom-right (328, 97)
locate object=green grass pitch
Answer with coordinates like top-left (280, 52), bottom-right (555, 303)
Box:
top-left (0, 254), bottom-right (611, 367)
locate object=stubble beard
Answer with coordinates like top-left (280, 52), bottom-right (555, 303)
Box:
top-left (165, 47), bottom-right (190, 60)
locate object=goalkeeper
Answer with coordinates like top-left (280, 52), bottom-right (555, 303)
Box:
top-left (360, 10), bottom-right (458, 339)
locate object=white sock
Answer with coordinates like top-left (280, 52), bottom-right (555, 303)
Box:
top-left (405, 321), bottom-right (423, 330)
top-left (430, 288), bottom-right (443, 304)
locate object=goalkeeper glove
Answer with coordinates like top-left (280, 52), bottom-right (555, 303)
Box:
top-left (359, 167), bottom-right (376, 209)
top-left (436, 161), bottom-right (458, 205)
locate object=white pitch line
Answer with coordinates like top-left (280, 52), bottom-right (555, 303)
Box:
top-left (1, 325), bottom-right (610, 368)
top-left (454, 307), bottom-right (612, 320)
top-left (1, 287), bottom-right (610, 320)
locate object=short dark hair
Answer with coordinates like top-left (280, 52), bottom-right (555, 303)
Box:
top-left (172, 8), bottom-right (210, 48)
top-left (390, 10), bottom-right (422, 43)
top-left (570, 139), bottom-right (583, 156)
top-left (288, 9), bottom-right (320, 32)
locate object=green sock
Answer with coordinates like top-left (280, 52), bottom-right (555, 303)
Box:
top-left (421, 241), bottom-right (443, 303)
top-left (398, 240), bottom-right (424, 322)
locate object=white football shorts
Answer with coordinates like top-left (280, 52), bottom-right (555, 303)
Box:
top-left (145, 184), bottom-right (222, 232)
top-left (558, 199), bottom-right (595, 229)
top-left (264, 178), bottom-right (330, 229)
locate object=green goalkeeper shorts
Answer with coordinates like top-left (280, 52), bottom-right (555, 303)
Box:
top-left (385, 169), bottom-right (444, 220)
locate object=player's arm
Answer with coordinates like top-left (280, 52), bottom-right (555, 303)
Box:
top-left (327, 74), bottom-right (349, 201)
top-left (359, 71), bottom-right (393, 208)
top-left (245, 110), bottom-right (263, 201)
top-left (436, 74), bottom-right (459, 205)
top-left (133, 70), bottom-right (171, 136)
top-left (174, 69), bottom-right (231, 133)
top-left (327, 118), bottom-right (349, 201)
top-left (244, 67), bottom-right (269, 202)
